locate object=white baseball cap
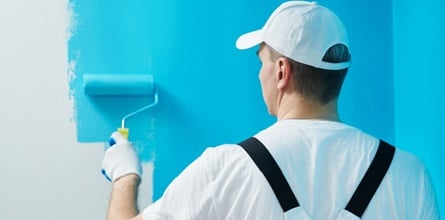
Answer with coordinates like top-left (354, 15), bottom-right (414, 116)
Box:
top-left (236, 1), bottom-right (350, 70)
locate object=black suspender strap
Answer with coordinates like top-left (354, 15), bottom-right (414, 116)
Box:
top-left (345, 140), bottom-right (396, 217)
top-left (238, 137), bottom-right (300, 212)
top-left (239, 137), bottom-right (396, 218)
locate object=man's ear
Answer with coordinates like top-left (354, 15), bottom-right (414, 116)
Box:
top-left (276, 57), bottom-right (292, 90)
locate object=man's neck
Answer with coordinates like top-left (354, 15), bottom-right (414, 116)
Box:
top-left (276, 97), bottom-right (340, 122)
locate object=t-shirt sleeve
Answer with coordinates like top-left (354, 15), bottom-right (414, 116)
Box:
top-left (141, 146), bottom-right (230, 220)
top-left (418, 163), bottom-right (441, 220)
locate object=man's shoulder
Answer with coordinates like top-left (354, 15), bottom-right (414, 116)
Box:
top-left (366, 147), bottom-right (440, 219)
top-left (380, 146), bottom-right (434, 198)
top-left (391, 147), bottom-right (428, 173)
top-left (200, 143), bottom-right (254, 168)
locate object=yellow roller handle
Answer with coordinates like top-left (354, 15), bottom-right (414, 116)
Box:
top-left (117, 127), bottom-right (129, 139)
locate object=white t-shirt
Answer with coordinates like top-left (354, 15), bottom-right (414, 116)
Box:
top-left (143, 120), bottom-right (440, 219)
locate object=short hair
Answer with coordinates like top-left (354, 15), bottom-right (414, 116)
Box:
top-left (266, 44), bottom-right (350, 104)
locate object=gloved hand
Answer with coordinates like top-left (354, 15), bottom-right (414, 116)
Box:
top-left (101, 132), bottom-right (142, 182)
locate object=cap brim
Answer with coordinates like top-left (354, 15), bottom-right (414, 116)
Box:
top-left (236, 29), bottom-right (264, 50)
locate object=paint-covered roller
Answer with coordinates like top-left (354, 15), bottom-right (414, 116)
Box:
top-left (83, 74), bottom-right (158, 140)
top-left (84, 74), bottom-right (155, 96)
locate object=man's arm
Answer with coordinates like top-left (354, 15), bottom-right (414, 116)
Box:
top-left (101, 132), bottom-right (144, 220)
top-left (106, 174), bottom-right (143, 220)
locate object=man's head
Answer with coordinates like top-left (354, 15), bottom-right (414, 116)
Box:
top-left (237, 1), bottom-right (351, 118)
top-left (236, 1), bottom-right (351, 70)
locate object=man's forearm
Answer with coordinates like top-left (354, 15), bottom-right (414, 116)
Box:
top-left (107, 174), bottom-right (142, 220)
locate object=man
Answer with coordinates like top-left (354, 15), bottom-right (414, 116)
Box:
top-left (101, 1), bottom-right (440, 219)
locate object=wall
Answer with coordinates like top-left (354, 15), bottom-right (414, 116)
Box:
top-left (393, 0), bottom-right (445, 215)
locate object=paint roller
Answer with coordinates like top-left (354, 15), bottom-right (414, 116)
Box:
top-left (83, 74), bottom-right (158, 139)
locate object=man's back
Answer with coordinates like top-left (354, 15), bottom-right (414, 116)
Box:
top-left (253, 120), bottom-right (439, 219)
top-left (142, 119), bottom-right (439, 219)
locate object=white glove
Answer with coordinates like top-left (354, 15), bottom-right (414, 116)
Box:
top-left (101, 132), bottom-right (142, 182)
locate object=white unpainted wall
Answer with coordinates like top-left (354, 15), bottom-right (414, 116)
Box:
top-left (0, 1), bottom-right (152, 219)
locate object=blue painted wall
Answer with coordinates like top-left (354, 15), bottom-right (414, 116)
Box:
top-left (69, 0), bottom-right (417, 202)
top-left (393, 0), bottom-right (445, 215)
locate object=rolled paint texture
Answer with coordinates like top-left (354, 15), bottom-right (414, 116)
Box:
top-left (84, 74), bottom-right (155, 96)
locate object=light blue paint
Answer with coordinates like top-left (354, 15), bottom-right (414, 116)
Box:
top-left (393, 0), bottom-right (445, 215)
top-left (69, 1), bottom-right (442, 212)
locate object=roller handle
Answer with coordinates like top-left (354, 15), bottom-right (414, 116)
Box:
top-left (108, 128), bottom-right (130, 146)
top-left (117, 127), bottom-right (129, 139)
